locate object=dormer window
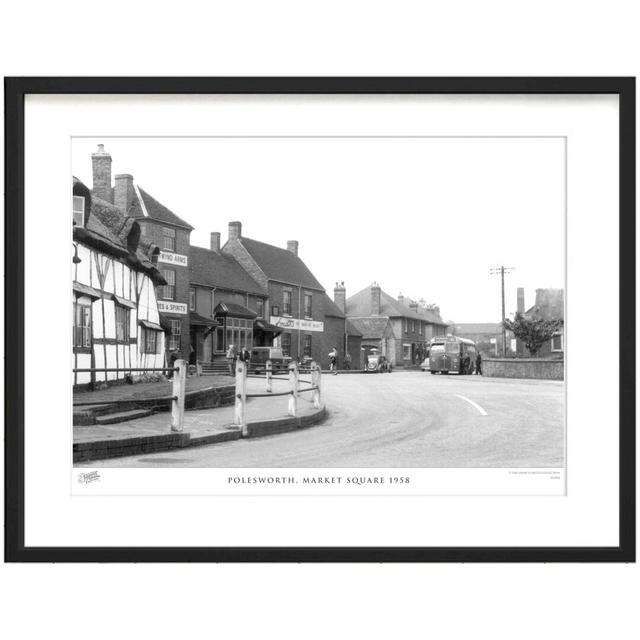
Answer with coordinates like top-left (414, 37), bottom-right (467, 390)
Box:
top-left (73, 196), bottom-right (85, 227)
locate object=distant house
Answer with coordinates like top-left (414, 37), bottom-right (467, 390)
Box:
top-left (452, 322), bottom-right (511, 357)
top-left (516, 287), bottom-right (564, 358)
top-left (90, 144), bottom-right (195, 363)
top-left (72, 177), bottom-right (166, 389)
top-left (343, 283), bottom-right (448, 367)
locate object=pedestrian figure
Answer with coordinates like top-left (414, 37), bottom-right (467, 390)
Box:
top-left (475, 351), bottom-right (482, 375)
top-left (168, 349), bottom-right (179, 379)
top-left (328, 347), bottom-right (338, 375)
top-left (226, 344), bottom-right (237, 376)
top-left (344, 352), bottom-right (352, 370)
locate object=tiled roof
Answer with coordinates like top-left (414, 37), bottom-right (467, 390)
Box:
top-left (190, 246), bottom-right (266, 296)
top-left (73, 177), bottom-right (165, 285)
top-left (321, 293), bottom-right (346, 318)
top-left (454, 323), bottom-right (502, 335)
top-left (346, 320), bottom-right (363, 337)
top-left (214, 302), bottom-right (258, 319)
top-left (128, 186), bottom-right (194, 230)
top-left (237, 237), bottom-right (325, 291)
top-left (347, 317), bottom-right (392, 340)
top-left (346, 286), bottom-right (447, 325)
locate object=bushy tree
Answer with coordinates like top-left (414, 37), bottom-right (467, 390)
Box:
top-left (503, 313), bottom-right (563, 357)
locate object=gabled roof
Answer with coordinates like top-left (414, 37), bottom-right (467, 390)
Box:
top-left (73, 177), bottom-right (165, 285)
top-left (454, 323), bottom-right (502, 335)
top-left (190, 246), bottom-right (266, 296)
top-left (235, 237), bottom-right (325, 291)
top-left (214, 302), bottom-right (257, 319)
top-left (322, 293), bottom-right (346, 319)
top-left (346, 320), bottom-right (363, 337)
top-left (347, 317), bottom-right (391, 340)
top-left (128, 186), bottom-right (194, 230)
top-left (346, 286), bottom-right (447, 325)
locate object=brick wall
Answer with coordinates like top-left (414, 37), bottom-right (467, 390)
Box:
top-left (483, 358), bottom-right (564, 380)
top-left (140, 221), bottom-right (192, 362)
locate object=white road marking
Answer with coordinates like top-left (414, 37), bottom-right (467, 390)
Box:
top-left (454, 394), bottom-right (488, 416)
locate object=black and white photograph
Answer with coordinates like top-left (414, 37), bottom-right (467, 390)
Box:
top-left (71, 136), bottom-right (565, 475)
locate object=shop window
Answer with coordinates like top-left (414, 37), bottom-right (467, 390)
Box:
top-left (281, 332), bottom-right (291, 357)
top-left (115, 305), bottom-right (130, 343)
top-left (162, 269), bottom-right (176, 300)
top-left (402, 344), bottom-right (411, 360)
top-left (303, 334), bottom-right (312, 357)
top-left (304, 294), bottom-right (312, 318)
top-left (168, 319), bottom-right (181, 351)
top-left (73, 301), bottom-right (91, 348)
top-left (283, 290), bottom-right (292, 315)
top-left (72, 196), bottom-right (85, 227)
top-left (162, 227), bottom-right (176, 252)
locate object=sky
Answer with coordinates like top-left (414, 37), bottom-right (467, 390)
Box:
top-left (72, 136), bottom-right (565, 323)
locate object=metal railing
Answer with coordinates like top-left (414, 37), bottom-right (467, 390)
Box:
top-left (233, 360), bottom-right (322, 436)
top-left (72, 361), bottom-right (187, 432)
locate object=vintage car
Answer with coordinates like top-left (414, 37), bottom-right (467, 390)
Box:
top-left (366, 354), bottom-right (392, 373)
top-left (249, 347), bottom-right (291, 373)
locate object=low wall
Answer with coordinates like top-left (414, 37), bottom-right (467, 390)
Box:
top-left (483, 358), bottom-right (564, 380)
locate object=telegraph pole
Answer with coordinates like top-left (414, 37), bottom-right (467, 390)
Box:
top-left (490, 266), bottom-right (515, 357)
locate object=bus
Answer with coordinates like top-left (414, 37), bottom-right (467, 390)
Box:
top-left (428, 335), bottom-right (477, 375)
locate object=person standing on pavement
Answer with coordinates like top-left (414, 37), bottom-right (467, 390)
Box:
top-left (328, 347), bottom-right (339, 375)
top-left (344, 352), bottom-right (352, 370)
top-left (226, 344), bottom-right (237, 376)
top-left (475, 351), bottom-right (482, 375)
top-left (167, 349), bottom-right (180, 379)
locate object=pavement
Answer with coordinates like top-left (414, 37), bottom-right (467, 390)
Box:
top-left (73, 373), bottom-right (235, 405)
top-left (78, 371), bottom-right (565, 468)
top-left (74, 374), bottom-right (324, 460)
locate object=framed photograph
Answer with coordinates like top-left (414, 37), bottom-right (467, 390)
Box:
top-left (5, 77), bottom-right (635, 562)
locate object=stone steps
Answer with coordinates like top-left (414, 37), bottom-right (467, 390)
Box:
top-left (94, 408), bottom-right (155, 425)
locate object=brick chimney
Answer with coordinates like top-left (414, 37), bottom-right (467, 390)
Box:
top-left (91, 144), bottom-right (113, 203)
top-left (210, 232), bottom-right (221, 252)
top-left (371, 282), bottom-right (381, 315)
top-left (287, 240), bottom-right (299, 256)
top-left (334, 282), bottom-right (346, 314)
top-left (397, 293), bottom-right (404, 305)
top-left (517, 287), bottom-right (525, 314)
top-left (228, 221), bottom-right (242, 241)
top-left (409, 302), bottom-right (419, 313)
top-left (114, 174), bottom-right (135, 214)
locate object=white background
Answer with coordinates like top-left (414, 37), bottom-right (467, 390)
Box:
top-left (1, 2), bottom-right (638, 639)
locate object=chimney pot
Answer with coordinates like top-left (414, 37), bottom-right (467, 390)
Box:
top-left (114, 174), bottom-right (135, 213)
top-left (210, 232), bottom-right (221, 252)
top-left (228, 221), bottom-right (242, 240)
top-left (334, 281), bottom-right (346, 314)
top-left (287, 240), bottom-right (299, 256)
top-left (91, 144), bottom-right (113, 203)
top-left (371, 282), bottom-right (381, 315)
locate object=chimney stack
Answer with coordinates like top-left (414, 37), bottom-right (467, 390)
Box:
top-left (286, 240), bottom-right (299, 256)
top-left (371, 282), bottom-right (381, 315)
top-left (228, 221), bottom-right (242, 241)
top-left (334, 281), bottom-right (346, 314)
top-left (114, 174), bottom-right (135, 214)
top-left (409, 302), bottom-right (419, 312)
top-left (91, 144), bottom-right (113, 203)
top-left (517, 287), bottom-right (525, 314)
top-left (397, 293), bottom-right (404, 305)
top-left (210, 232), bottom-right (221, 252)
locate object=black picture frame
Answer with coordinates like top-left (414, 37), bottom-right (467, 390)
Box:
top-left (4, 77), bottom-right (635, 563)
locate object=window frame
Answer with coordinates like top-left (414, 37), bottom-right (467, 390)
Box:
top-left (162, 268), bottom-right (176, 300)
top-left (168, 318), bottom-right (182, 351)
top-left (72, 195), bottom-right (85, 227)
top-left (283, 290), bottom-right (292, 316)
top-left (73, 300), bottom-right (92, 351)
top-left (114, 304), bottom-right (130, 343)
top-left (189, 287), bottom-right (196, 311)
top-left (162, 226), bottom-right (176, 252)
top-left (551, 331), bottom-right (564, 352)
top-left (304, 293), bottom-right (312, 318)
top-left (281, 332), bottom-right (292, 357)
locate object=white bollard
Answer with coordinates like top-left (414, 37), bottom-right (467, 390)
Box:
top-left (234, 359), bottom-right (247, 434)
top-left (288, 361), bottom-right (299, 417)
top-left (196, 361), bottom-right (202, 376)
top-left (266, 359), bottom-right (273, 393)
top-left (171, 359), bottom-right (187, 432)
top-left (311, 360), bottom-right (322, 409)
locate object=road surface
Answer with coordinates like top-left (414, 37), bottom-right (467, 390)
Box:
top-left (92, 371), bottom-right (564, 468)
